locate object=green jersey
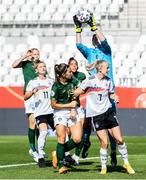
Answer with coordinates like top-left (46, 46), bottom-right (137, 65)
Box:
top-left (51, 77), bottom-right (79, 104)
top-left (22, 60), bottom-right (38, 94)
top-left (73, 71), bottom-right (86, 83)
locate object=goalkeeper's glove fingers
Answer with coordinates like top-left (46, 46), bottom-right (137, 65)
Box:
top-left (87, 14), bottom-right (97, 31)
top-left (73, 15), bottom-right (82, 33)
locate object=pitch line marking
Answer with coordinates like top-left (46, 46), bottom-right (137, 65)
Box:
top-left (0, 162), bottom-right (36, 168)
top-left (0, 154), bottom-right (144, 169)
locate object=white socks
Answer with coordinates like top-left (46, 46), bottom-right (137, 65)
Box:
top-left (100, 148), bottom-right (108, 168)
top-left (38, 130), bottom-right (47, 157)
top-left (65, 151), bottom-right (70, 156)
top-left (118, 143), bottom-right (129, 164)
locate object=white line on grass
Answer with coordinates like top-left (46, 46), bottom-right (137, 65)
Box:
top-left (0, 162), bottom-right (36, 168)
top-left (0, 154), bottom-right (145, 169)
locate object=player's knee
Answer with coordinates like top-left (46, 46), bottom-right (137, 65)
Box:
top-left (57, 136), bottom-right (66, 144)
top-left (116, 138), bottom-right (123, 145)
top-left (28, 118), bottom-right (36, 129)
top-left (101, 141), bottom-right (108, 149)
top-left (39, 130), bottom-right (47, 139)
top-left (73, 137), bottom-right (82, 144)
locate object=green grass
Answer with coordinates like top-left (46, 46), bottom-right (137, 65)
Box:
top-left (0, 136), bottom-right (146, 179)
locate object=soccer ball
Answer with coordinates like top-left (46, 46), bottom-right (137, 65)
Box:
top-left (76, 9), bottom-right (91, 23)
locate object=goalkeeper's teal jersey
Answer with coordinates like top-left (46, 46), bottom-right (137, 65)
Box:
top-left (76, 39), bottom-right (115, 87)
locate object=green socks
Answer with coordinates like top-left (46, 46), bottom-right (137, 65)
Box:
top-left (64, 139), bottom-right (77, 152)
top-left (56, 143), bottom-right (65, 168)
top-left (75, 140), bottom-right (84, 156)
top-left (28, 128), bottom-right (36, 152)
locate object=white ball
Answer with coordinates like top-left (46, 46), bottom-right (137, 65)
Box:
top-left (76, 9), bottom-right (91, 23)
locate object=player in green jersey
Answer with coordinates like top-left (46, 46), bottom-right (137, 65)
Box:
top-left (51, 63), bottom-right (83, 174)
top-left (68, 57), bottom-right (86, 83)
top-left (63, 57), bottom-right (86, 165)
top-left (12, 48), bottom-right (40, 162)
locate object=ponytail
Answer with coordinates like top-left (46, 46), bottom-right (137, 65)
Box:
top-left (54, 63), bottom-right (69, 81)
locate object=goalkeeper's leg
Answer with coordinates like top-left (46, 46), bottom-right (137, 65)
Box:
top-left (82, 117), bottom-right (92, 158)
top-left (108, 132), bottom-right (117, 167)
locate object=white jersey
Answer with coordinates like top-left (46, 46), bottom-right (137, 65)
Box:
top-left (26, 77), bottom-right (54, 118)
top-left (80, 75), bottom-right (115, 117)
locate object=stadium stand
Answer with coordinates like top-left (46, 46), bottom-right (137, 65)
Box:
top-left (0, 0), bottom-right (146, 87)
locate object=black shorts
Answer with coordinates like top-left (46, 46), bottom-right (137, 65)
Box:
top-left (92, 108), bottom-right (119, 131)
top-left (36, 114), bottom-right (55, 131)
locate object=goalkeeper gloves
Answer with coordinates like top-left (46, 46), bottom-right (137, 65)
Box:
top-left (73, 15), bottom-right (82, 33)
top-left (87, 14), bottom-right (97, 31)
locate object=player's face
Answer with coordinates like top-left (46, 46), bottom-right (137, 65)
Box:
top-left (69, 60), bottom-right (78, 73)
top-left (63, 68), bottom-right (73, 80)
top-left (31, 50), bottom-right (40, 61)
top-left (36, 63), bottom-right (47, 75)
top-left (100, 62), bottom-right (109, 76)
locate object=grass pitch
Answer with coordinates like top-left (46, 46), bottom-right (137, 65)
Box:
top-left (0, 136), bottom-right (146, 179)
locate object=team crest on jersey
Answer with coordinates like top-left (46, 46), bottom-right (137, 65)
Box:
top-left (51, 90), bottom-right (55, 96)
top-left (58, 118), bottom-right (62, 121)
top-left (61, 89), bottom-right (66, 93)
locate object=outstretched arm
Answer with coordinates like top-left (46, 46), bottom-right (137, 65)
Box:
top-left (76, 32), bottom-right (82, 43)
top-left (73, 87), bottom-right (84, 97)
top-left (87, 13), bottom-right (105, 42)
top-left (12, 50), bottom-right (32, 68)
top-left (95, 29), bottom-right (106, 42)
top-left (73, 15), bottom-right (82, 44)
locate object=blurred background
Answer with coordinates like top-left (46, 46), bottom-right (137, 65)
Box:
top-left (0, 0), bottom-right (146, 135)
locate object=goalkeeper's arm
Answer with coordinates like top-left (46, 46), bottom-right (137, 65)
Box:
top-left (95, 29), bottom-right (106, 42)
top-left (87, 13), bottom-right (106, 41)
top-left (73, 15), bottom-right (82, 33)
top-left (87, 13), bottom-right (97, 31)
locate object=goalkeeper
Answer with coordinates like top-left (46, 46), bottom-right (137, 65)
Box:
top-left (73, 12), bottom-right (117, 167)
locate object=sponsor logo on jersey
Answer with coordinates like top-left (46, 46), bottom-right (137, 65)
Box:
top-left (86, 87), bottom-right (105, 93)
top-left (36, 86), bottom-right (50, 90)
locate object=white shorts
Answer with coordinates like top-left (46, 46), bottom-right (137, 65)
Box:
top-left (77, 106), bottom-right (85, 119)
top-left (24, 96), bottom-right (35, 114)
top-left (54, 107), bottom-right (84, 127)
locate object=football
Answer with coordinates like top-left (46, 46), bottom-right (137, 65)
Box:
top-left (76, 9), bottom-right (91, 23)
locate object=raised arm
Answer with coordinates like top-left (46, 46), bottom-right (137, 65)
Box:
top-left (73, 15), bottom-right (82, 44)
top-left (12, 50), bottom-right (32, 68)
top-left (87, 13), bottom-right (106, 42)
top-left (76, 32), bottom-right (82, 43)
top-left (95, 29), bottom-right (106, 42)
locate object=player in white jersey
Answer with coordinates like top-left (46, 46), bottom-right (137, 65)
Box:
top-left (24, 61), bottom-right (55, 167)
top-left (74, 60), bottom-right (135, 175)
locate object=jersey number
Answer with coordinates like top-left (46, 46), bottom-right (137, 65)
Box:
top-left (43, 91), bottom-right (49, 99)
top-left (98, 94), bottom-right (102, 101)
